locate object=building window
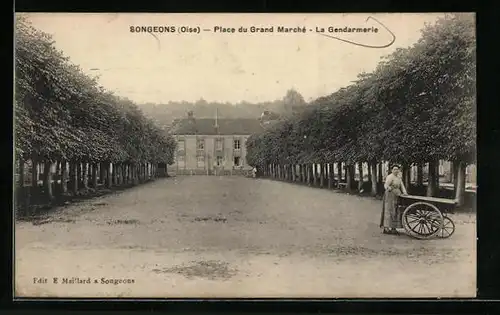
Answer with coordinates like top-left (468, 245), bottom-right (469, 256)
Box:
top-left (216, 138), bottom-right (223, 150)
top-left (197, 139), bottom-right (205, 150)
top-left (197, 155), bottom-right (205, 168)
top-left (233, 156), bottom-right (241, 167)
top-left (177, 154), bottom-right (185, 168)
top-left (177, 139), bottom-right (185, 151)
top-left (216, 156), bottom-right (223, 166)
top-left (234, 139), bottom-right (240, 150)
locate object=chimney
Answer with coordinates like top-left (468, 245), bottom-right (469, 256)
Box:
top-left (214, 108), bottom-right (219, 134)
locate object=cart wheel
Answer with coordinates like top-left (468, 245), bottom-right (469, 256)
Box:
top-left (402, 202), bottom-right (444, 240)
top-left (437, 216), bottom-right (455, 239)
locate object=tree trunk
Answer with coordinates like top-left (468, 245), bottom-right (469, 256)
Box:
top-left (17, 157), bottom-right (25, 213)
top-left (367, 164), bottom-right (371, 183)
top-left (127, 164), bottom-right (131, 184)
top-left (55, 161), bottom-right (61, 190)
top-left (31, 158), bottom-right (38, 188)
top-left (377, 162), bottom-right (383, 186)
top-left (106, 163), bottom-right (111, 188)
top-left (91, 163), bottom-right (98, 188)
top-left (119, 164), bottom-right (124, 184)
top-left (61, 160), bottom-right (68, 193)
top-left (346, 164), bottom-right (353, 192)
top-left (337, 162), bottom-right (342, 186)
top-left (68, 162), bottom-right (77, 194)
top-left (452, 161), bottom-right (459, 192)
top-left (140, 163), bottom-right (144, 181)
top-left (112, 163), bottom-right (117, 185)
top-left (121, 164), bottom-right (125, 184)
top-left (328, 163), bottom-right (334, 189)
top-left (42, 161), bottom-right (53, 201)
top-left (18, 158), bottom-right (25, 188)
top-left (357, 162), bottom-right (364, 192)
top-left (319, 164), bottom-right (323, 186)
top-left (98, 162), bottom-right (104, 184)
top-left (426, 161), bottom-right (438, 197)
top-left (137, 163), bottom-right (141, 182)
top-left (116, 162), bottom-right (123, 186)
top-left (454, 161), bottom-right (466, 206)
top-left (76, 162), bottom-right (82, 189)
top-left (318, 164), bottom-right (324, 188)
top-left (122, 164), bottom-right (127, 184)
top-left (134, 164), bottom-right (139, 185)
top-left (123, 164), bottom-right (128, 184)
top-left (312, 164), bottom-right (316, 185)
top-left (82, 162), bottom-right (88, 189)
top-left (306, 164), bottom-right (312, 186)
top-left (115, 164), bottom-right (120, 185)
top-left (402, 164), bottom-right (411, 192)
top-left (435, 161), bottom-right (440, 190)
top-left (370, 162), bottom-right (378, 196)
top-left (447, 161), bottom-right (453, 183)
top-left (130, 164), bottom-right (134, 184)
top-left (416, 163), bottom-right (423, 187)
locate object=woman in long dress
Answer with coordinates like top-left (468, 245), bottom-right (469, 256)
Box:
top-left (380, 165), bottom-right (408, 234)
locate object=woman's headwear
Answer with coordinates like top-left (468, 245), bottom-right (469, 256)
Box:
top-left (391, 164), bottom-right (401, 169)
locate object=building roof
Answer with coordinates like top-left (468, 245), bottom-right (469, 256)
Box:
top-left (173, 118), bottom-right (264, 135)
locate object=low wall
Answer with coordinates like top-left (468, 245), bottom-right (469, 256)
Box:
top-left (171, 169), bottom-right (251, 176)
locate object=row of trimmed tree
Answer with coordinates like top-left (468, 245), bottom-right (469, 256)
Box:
top-left (246, 14), bottom-right (476, 206)
top-left (15, 16), bottom-right (176, 215)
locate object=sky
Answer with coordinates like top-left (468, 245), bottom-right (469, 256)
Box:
top-left (21, 13), bottom-right (445, 104)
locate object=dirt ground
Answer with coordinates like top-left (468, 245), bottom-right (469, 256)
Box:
top-left (15, 176), bottom-right (476, 298)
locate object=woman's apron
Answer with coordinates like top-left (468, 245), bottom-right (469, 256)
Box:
top-left (380, 186), bottom-right (402, 229)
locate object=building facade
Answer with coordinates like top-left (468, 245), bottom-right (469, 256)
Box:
top-left (169, 113), bottom-right (264, 175)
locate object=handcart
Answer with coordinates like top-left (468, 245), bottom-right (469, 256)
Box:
top-left (396, 194), bottom-right (456, 239)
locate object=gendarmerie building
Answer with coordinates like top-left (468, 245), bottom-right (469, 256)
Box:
top-left (169, 111), bottom-right (264, 175)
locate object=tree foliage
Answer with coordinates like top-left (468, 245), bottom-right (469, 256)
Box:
top-left (246, 14), bottom-right (476, 167)
top-left (15, 16), bottom-right (176, 163)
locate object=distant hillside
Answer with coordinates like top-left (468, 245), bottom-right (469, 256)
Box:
top-left (137, 89), bottom-right (308, 131)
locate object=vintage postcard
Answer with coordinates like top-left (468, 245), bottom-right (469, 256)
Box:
top-left (14, 13), bottom-right (476, 298)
